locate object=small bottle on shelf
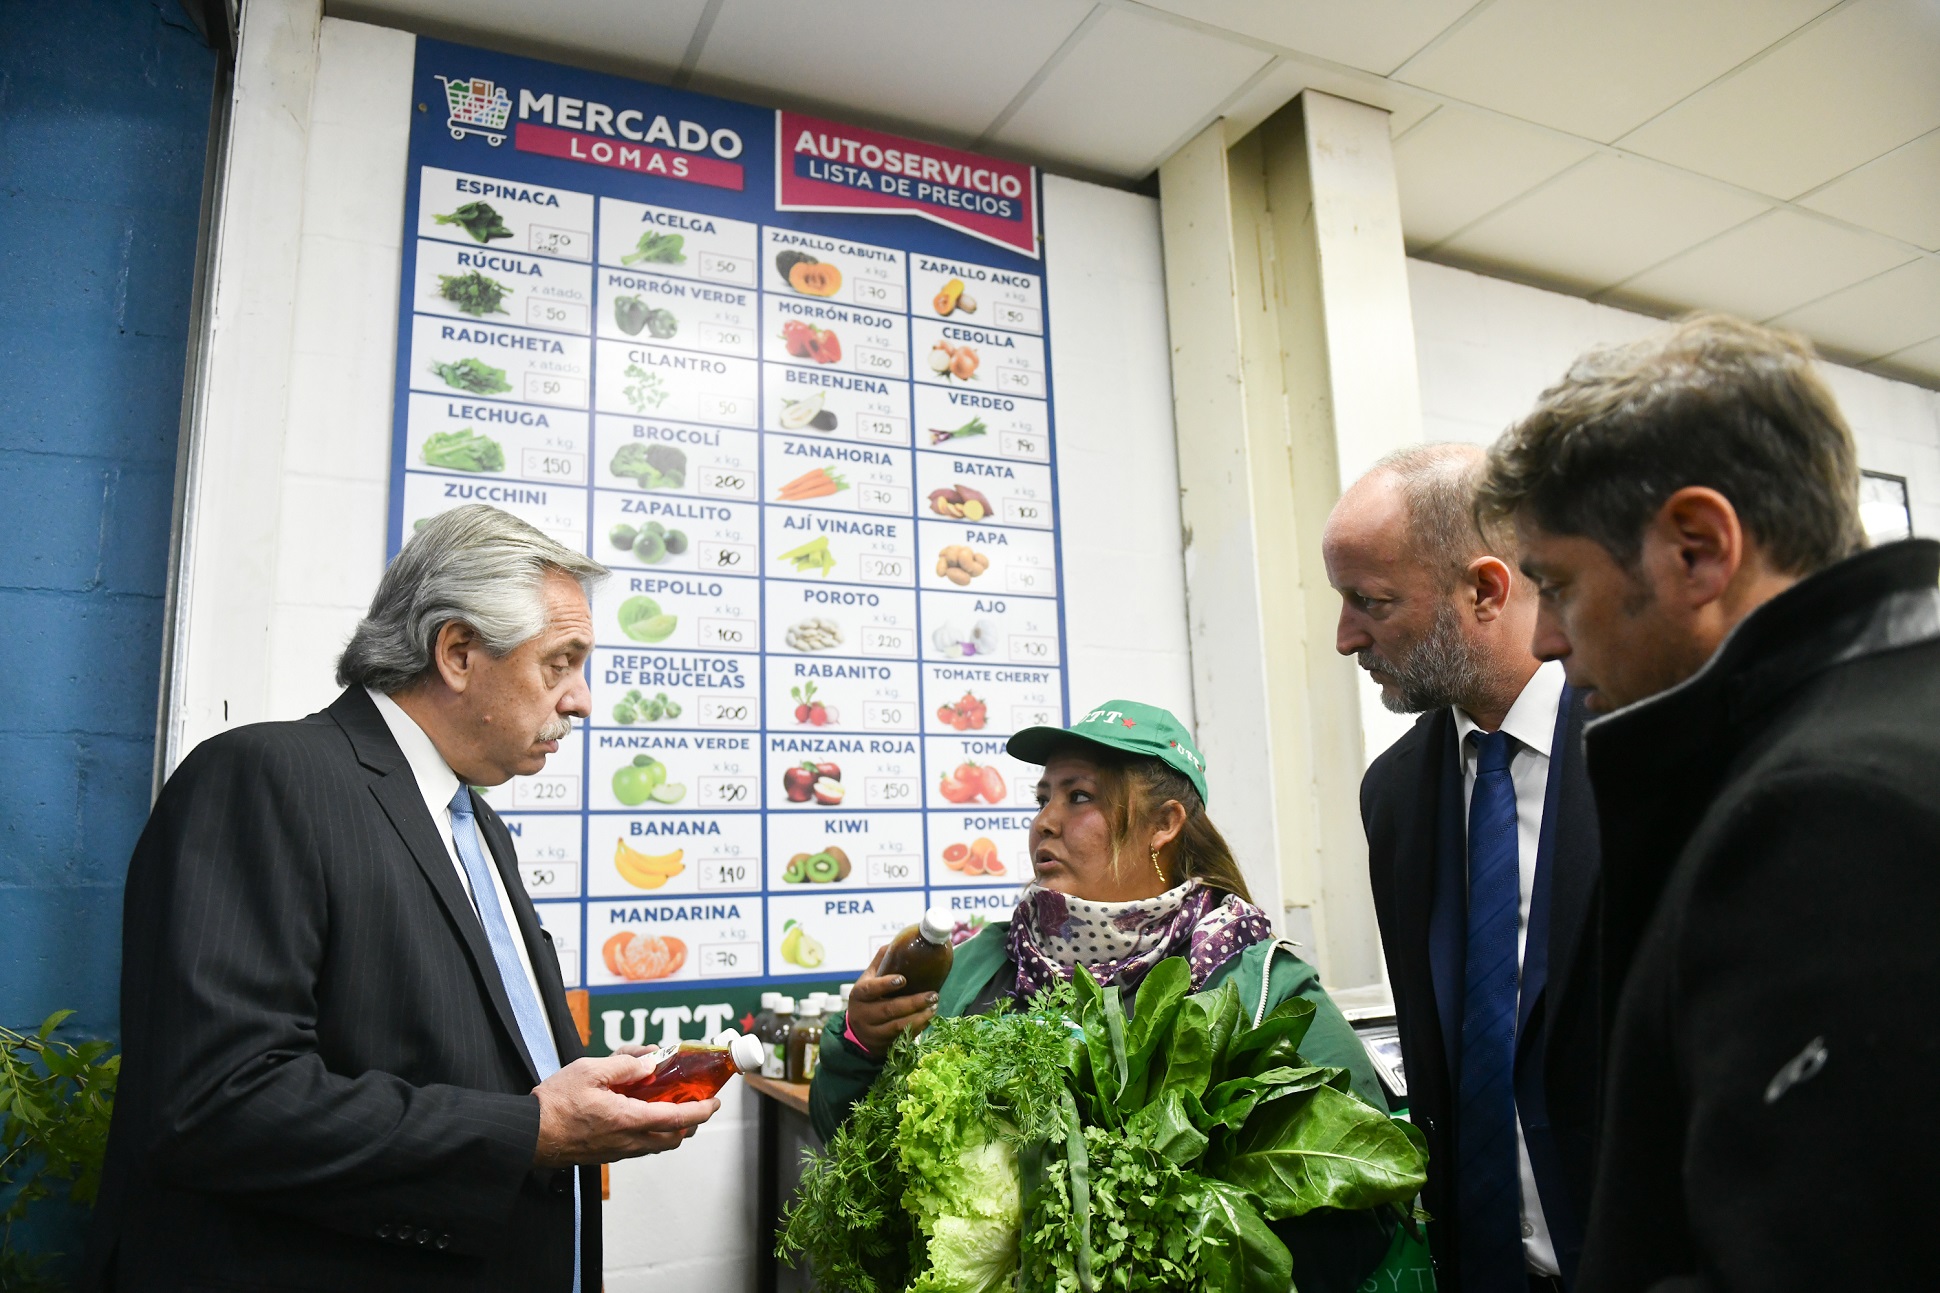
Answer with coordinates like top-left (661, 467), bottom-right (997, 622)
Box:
top-left (761, 997), bottom-right (795, 1078)
top-left (787, 996), bottom-right (824, 1083)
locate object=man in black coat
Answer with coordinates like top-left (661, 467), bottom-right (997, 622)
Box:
top-left (1326, 444), bottom-right (1600, 1292)
top-left (1478, 313), bottom-right (1940, 1292)
top-left (85, 505), bottom-right (718, 1292)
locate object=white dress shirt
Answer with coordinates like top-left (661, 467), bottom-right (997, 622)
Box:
top-left (1453, 659), bottom-right (1565, 1277)
top-left (367, 688), bottom-right (553, 1038)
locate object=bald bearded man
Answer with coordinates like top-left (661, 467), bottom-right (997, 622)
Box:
top-left (1323, 444), bottom-right (1600, 1293)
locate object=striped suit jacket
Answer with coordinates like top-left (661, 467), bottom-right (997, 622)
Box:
top-left (84, 686), bottom-right (596, 1292)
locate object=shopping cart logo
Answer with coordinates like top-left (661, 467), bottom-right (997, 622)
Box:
top-left (435, 74), bottom-right (513, 147)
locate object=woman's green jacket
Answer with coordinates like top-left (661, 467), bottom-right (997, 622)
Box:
top-left (808, 921), bottom-right (1387, 1142)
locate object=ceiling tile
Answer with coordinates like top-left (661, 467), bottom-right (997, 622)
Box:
top-left (1771, 257), bottom-right (1940, 363)
top-left (1393, 109), bottom-right (1596, 247)
top-left (1604, 209), bottom-right (1916, 321)
top-left (1434, 153), bottom-right (1770, 294)
top-left (1799, 128), bottom-right (1940, 251)
top-left (342, 0), bottom-right (712, 81)
top-left (1620, 0), bottom-right (1940, 198)
top-left (1394, 0), bottom-right (1834, 143)
top-left (1215, 58), bottom-right (1438, 144)
top-left (1866, 334), bottom-right (1940, 389)
top-left (690, 0), bottom-right (1093, 145)
top-left (1136, 0), bottom-right (1482, 75)
top-left (990, 7), bottom-right (1272, 177)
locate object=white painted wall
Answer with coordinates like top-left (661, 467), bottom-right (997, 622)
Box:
top-left (1372, 257), bottom-right (1940, 762)
top-left (177, 17), bottom-right (1191, 1288)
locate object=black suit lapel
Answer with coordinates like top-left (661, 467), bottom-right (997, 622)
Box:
top-left (1544, 689), bottom-right (1601, 1021)
top-left (1391, 711), bottom-right (1456, 1084)
top-left (330, 688), bottom-right (544, 1084)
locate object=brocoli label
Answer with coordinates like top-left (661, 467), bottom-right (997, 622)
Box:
top-left (389, 37), bottom-right (1069, 1005)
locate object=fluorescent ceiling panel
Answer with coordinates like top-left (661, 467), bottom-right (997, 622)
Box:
top-left (1436, 153), bottom-right (1770, 293)
top-left (1395, 0), bottom-right (1835, 143)
top-left (1606, 208), bottom-right (1916, 321)
top-left (1619, 0), bottom-right (1940, 198)
top-left (1138, 0), bottom-right (1481, 75)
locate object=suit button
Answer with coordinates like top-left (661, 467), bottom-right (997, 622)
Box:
top-left (550, 1170), bottom-right (571, 1196)
top-left (437, 1234), bottom-right (451, 1251)
top-left (378, 1225), bottom-right (393, 1240)
top-left (417, 1229), bottom-right (432, 1246)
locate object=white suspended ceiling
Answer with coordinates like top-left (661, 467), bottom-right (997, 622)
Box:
top-left (329, 0), bottom-right (1940, 388)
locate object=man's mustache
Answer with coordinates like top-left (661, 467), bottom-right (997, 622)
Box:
top-left (537, 715), bottom-right (574, 742)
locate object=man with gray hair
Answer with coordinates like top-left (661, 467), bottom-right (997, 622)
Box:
top-left (86, 505), bottom-right (716, 1293)
top-left (1324, 446), bottom-right (1601, 1293)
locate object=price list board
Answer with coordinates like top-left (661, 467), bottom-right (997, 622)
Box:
top-left (388, 40), bottom-right (1068, 1042)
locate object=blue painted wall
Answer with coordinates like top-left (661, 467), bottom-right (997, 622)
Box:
top-left (0, 1), bottom-right (215, 1037)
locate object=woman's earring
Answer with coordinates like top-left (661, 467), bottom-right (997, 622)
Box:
top-left (1151, 847), bottom-right (1166, 884)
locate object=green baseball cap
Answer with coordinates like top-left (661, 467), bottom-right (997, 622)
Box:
top-left (1006, 700), bottom-right (1210, 805)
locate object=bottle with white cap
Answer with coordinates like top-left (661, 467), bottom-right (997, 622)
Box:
top-left (878, 906), bottom-right (955, 996)
top-left (616, 1030), bottom-right (767, 1103)
top-left (762, 997), bottom-right (794, 1078)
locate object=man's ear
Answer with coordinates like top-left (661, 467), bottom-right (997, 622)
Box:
top-left (431, 620), bottom-right (480, 693)
top-left (1653, 486), bottom-right (1743, 609)
top-left (1467, 555), bottom-right (1516, 622)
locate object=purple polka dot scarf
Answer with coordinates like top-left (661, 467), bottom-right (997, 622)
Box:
top-left (1005, 878), bottom-right (1274, 1001)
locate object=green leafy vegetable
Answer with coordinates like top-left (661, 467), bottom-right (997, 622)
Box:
top-left (613, 296), bottom-right (679, 340)
top-left (622, 362), bottom-right (668, 412)
top-left (420, 428), bottom-right (505, 473)
top-left (781, 959), bottom-right (1426, 1293)
top-left (432, 201), bottom-right (512, 244)
top-left (622, 231), bottom-right (687, 265)
top-left (436, 270), bottom-right (510, 316)
top-left (609, 443), bottom-right (686, 491)
top-left (430, 357), bottom-right (511, 395)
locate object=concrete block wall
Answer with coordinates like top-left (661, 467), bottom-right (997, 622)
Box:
top-left (0, 1), bottom-right (215, 1037)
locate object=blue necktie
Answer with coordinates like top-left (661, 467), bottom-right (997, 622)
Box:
top-left (449, 786), bottom-right (580, 1293)
top-left (1457, 731), bottom-right (1523, 1290)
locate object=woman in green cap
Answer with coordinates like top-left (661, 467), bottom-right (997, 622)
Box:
top-left (809, 699), bottom-right (1397, 1289)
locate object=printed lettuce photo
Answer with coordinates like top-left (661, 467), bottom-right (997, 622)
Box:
top-left (420, 428), bottom-right (505, 473)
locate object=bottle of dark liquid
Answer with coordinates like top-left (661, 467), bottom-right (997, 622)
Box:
top-left (878, 907), bottom-right (955, 995)
top-left (761, 997), bottom-right (794, 1079)
top-left (617, 1032), bottom-right (766, 1104)
top-left (786, 997), bottom-right (824, 1082)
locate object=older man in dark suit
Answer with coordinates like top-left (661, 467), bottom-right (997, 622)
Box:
top-left (1324, 444), bottom-right (1601, 1293)
top-left (86, 504), bottom-right (715, 1293)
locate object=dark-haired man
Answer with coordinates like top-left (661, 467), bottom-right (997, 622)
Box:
top-left (1478, 314), bottom-right (1940, 1292)
top-left (1326, 444), bottom-right (1601, 1292)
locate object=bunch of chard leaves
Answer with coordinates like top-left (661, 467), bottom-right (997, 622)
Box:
top-left (437, 270), bottom-right (510, 316)
top-left (622, 230), bottom-right (687, 265)
top-left (1028, 959), bottom-right (1426, 1293)
top-left (430, 357), bottom-right (511, 395)
top-left (433, 201), bottom-right (512, 244)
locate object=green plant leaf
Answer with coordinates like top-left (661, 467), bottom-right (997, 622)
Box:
top-left (1126, 1088), bottom-right (1211, 1166)
top-left (1219, 1084), bottom-right (1428, 1219)
top-left (36, 1011), bottom-right (74, 1040)
top-left (1225, 995), bottom-right (1316, 1073)
top-left (1186, 1178), bottom-right (1293, 1293)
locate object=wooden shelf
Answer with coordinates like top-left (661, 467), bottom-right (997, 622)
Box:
top-left (743, 1073), bottom-right (812, 1117)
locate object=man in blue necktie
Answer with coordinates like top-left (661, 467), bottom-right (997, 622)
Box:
top-left (89, 506), bottom-right (716, 1293)
top-left (1324, 445), bottom-right (1603, 1293)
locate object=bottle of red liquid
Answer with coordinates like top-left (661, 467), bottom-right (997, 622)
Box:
top-left (617, 1032), bottom-right (767, 1103)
